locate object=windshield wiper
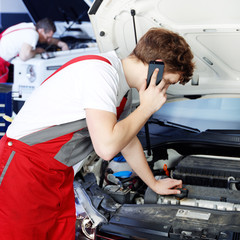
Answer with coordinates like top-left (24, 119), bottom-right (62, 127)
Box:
top-left (149, 118), bottom-right (201, 133)
top-left (143, 118), bottom-right (201, 156)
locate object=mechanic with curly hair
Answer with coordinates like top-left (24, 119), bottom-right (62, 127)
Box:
top-left (0, 27), bottom-right (194, 239)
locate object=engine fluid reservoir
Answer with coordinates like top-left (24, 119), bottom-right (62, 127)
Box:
top-left (108, 155), bottom-right (133, 173)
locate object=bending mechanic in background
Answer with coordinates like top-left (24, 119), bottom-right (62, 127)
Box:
top-left (0, 27), bottom-right (195, 239)
top-left (0, 17), bottom-right (69, 83)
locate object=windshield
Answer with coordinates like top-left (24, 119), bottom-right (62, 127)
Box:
top-left (152, 97), bottom-right (240, 132)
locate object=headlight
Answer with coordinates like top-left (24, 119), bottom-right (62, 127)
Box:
top-left (26, 65), bottom-right (36, 82)
top-left (74, 180), bottom-right (107, 239)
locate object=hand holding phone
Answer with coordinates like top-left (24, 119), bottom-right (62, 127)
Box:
top-left (146, 61), bottom-right (165, 88)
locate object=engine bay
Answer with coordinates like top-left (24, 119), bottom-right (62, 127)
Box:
top-left (76, 148), bottom-right (240, 213)
top-left (74, 147), bottom-right (240, 239)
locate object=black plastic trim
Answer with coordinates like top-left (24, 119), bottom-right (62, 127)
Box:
top-left (88, 0), bottom-right (103, 15)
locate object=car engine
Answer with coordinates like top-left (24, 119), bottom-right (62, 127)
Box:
top-left (74, 149), bottom-right (240, 239)
top-left (77, 149), bottom-right (240, 213)
top-left (144, 155), bottom-right (240, 212)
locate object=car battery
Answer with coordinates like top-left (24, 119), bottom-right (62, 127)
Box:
top-left (173, 155), bottom-right (240, 188)
top-left (0, 84), bottom-right (12, 138)
top-left (104, 185), bottom-right (131, 204)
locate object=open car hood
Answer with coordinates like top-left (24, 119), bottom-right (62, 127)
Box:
top-left (88, 0), bottom-right (240, 97)
top-left (22, 0), bottom-right (91, 23)
top-left (72, 2), bottom-right (240, 239)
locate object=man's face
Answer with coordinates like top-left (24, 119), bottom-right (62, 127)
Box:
top-left (162, 72), bottom-right (182, 86)
top-left (38, 29), bottom-right (54, 43)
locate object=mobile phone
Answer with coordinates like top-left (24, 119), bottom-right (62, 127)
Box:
top-left (146, 61), bottom-right (164, 87)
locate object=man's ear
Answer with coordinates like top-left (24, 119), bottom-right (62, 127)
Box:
top-left (37, 28), bottom-right (45, 35)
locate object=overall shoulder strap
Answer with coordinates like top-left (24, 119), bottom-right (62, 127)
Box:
top-left (40, 54), bottom-right (127, 119)
top-left (0, 26), bottom-right (35, 40)
top-left (41, 55), bottom-right (111, 85)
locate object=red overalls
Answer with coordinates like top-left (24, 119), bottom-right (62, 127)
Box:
top-left (0, 32), bottom-right (10, 83)
top-left (0, 25), bottom-right (35, 83)
top-left (0, 55), bottom-right (127, 240)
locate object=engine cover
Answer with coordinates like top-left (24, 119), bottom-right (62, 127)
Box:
top-left (173, 155), bottom-right (240, 189)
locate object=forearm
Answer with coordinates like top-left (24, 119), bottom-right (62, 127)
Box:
top-left (50, 38), bottom-right (69, 50)
top-left (86, 105), bottom-right (152, 160)
top-left (121, 136), bottom-right (183, 195)
top-left (113, 106), bottom-right (151, 146)
top-left (110, 80), bottom-right (168, 152)
top-left (20, 48), bottom-right (46, 61)
top-left (121, 136), bottom-right (157, 189)
top-left (19, 49), bottom-right (36, 61)
top-left (49, 38), bottom-right (59, 46)
top-left (19, 43), bottom-right (45, 61)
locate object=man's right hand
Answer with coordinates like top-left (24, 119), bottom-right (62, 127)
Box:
top-left (35, 47), bottom-right (45, 54)
top-left (138, 68), bottom-right (169, 116)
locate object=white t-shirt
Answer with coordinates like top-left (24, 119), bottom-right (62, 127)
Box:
top-left (0, 23), bottom-right (39, 62)
top-left (7, 51), bottom-right (130, 139)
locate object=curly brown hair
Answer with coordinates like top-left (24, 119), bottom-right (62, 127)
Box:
top-left (130, 28), bottom-right (195, 84)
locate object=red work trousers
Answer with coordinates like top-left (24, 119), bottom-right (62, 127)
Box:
top-left (0, 57), bottom-right (10, 83)
top-left (0, 135), bottom-right (76, 240)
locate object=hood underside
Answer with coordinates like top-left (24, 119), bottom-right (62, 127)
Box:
top-left (88, 0), bottom-right (240, 96)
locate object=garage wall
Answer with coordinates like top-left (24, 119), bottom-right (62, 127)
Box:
top-left (0, 0), bottom-right (31, 31)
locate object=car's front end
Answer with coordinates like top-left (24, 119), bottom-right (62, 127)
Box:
top-left (74, 0), bottom-right (240, 239)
